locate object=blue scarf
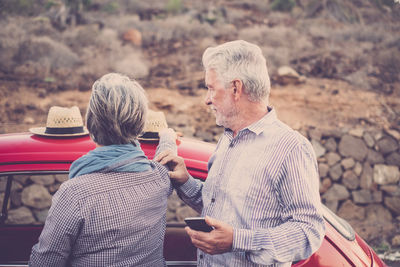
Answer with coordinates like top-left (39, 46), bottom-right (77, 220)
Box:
top-left (69, 142), bottom-right (151, 179)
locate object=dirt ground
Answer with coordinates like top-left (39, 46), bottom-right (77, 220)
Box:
top-left (1, 76), bottom-right (399, 139)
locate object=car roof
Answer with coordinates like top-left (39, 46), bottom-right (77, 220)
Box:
top-left (0, 132), bottom-right (214, 180)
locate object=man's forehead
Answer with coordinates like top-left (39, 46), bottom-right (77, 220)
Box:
top-left (205, 69), bottom-right (217, 83)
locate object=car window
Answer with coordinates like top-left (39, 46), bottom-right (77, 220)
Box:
top-left (1, 173), bottom-right (202, 226)
top-left (0, 173), bottom-right (68, 225)
top-left (322, 204), bottom-right (355, 241)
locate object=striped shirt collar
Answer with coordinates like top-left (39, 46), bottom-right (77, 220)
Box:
top-left (226, 106), bottom-right (276, 138)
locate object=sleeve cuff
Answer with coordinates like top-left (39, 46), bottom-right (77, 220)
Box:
top-left (177, 176), bottom-right (201, 197)
top-left (233, 228), bottom-right (254, 251)
top-left (233, 228), bottom-right (273, 252)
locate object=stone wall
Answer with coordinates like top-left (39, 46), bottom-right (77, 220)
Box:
top-left (303, 126), bottom-right (400, 248)
top-left (1, 126), bottom-right (399, 248)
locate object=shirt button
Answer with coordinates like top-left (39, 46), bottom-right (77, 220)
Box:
top-left (211, 198), bottom-right (215, 203)
top-left (199, 254), bottom-right (204, 259)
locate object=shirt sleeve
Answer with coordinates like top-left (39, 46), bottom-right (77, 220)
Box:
top-left (232, 142), bottom-right (326, 265)
top-left (155, 132), bottom-right (177, 157)
top-left (175, 175), bottom-right (204, 214)
top-left (29, 182), bottom-right (83, 267)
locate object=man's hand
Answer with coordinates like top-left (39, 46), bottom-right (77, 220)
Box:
top-left (185, 216), bottom-right (233, 255)
top-left (154, 150), bottom-right (189, 185)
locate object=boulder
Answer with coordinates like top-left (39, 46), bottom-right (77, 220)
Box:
top-left (30, 175), bottom-right (55, 186)
top-left (338, 134), bottom-right (368, 161)
top-left (322, 183), bottom-right (349, 202)
top-left (373, 164), bottom-right (400, 185)
top-left (6, 207), bottom-right (36, 224)
top-left (21, 184), bottom-right (52, 209)
top-left (376, 136), bottom-right (399, 155)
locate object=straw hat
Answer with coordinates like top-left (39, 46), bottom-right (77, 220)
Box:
top-left (29, 106), bottom-right (89, 137)
top-left (138, 110), bottom-right (168, 141)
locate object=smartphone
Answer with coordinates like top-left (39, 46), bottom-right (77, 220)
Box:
top-left (184, 217), bottom-right (214, 232)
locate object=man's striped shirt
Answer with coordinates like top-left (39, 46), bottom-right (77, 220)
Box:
top-left (178, 108), bottom-right (326, 267)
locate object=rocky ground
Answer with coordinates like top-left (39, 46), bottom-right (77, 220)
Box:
top-left (1, 0), bottom-right (400, 264)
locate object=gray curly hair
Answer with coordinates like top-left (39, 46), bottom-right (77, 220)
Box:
top-left (86, 73), bottom-right (148, 145)
top-left (202, 40), bottom-right (270, 102)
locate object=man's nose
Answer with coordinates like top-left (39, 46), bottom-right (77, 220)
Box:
top-left (204, 90), bottom-right (212, 105)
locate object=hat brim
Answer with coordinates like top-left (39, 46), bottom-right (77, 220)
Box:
top-left (137, 132), bottom-right (160, 142)
top-left (29, 127), bottom-right (89, 137)
top-left (137, 137), bottom-right (159, 142)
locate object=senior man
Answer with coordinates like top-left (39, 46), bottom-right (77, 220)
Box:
top-left (156, 40), bottom-right (326, 267)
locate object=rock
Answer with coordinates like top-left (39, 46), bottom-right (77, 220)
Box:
top-left (0, 179), bottom-right (23, 193)
top-left (349, 128), bottom-right (364, 138)
top-left (337, 200), bottom-right (365, 221)
top-left (33, 209), bottom-right (49, 223)
top-left (309, 128), bottom-right (323, 141)
top-left (373, 164), bottom-right (400, 185)
top-left (30, 175), bottom-right (55, 186)
top-left (21, 184), bottom-right (52, 209)
top-left (329, 163), bottom-right (343, 181)
top-left (325, 152), bottom-right (341, 166)
top-left (392, 235), bottom-right (400, 247)
top-left (341, 158), bottom-right (355, 170)
top-left (353, 162), bottom-right (363, 176)
top-left (363, 132), bottom-right (375, 148)
top-left (324, 137), bottom-right (337, 152)
top-left (342, 170), bottom-right (359, 190)
top-left (376, 136), bottom-right (399, 155)
top-left (276, 66), bottom-right (306, 85)
top-left (6, 207), bottom-right (36, 224)
top-left (311, 139), bottom-right (326, 158)
top-left (384, 127), bottom-right (400, 141)
top-left (0, 193), bottom-right (8, 210)
top-left (13, 175), bottom-right (31, 185)
top-left (322, 183), bottom-right (349, 202)
top-left (319, 177), bottom-right (332, 194)
top-left (385, 197), bottom-right (400, 216)
top-left (23, 116), bottom-right (35, 124)
top-left (318, 163), bottom-right (329, 178)
top-left (360, 162), bottom-right (373, 189)
top-left (386, 152), bottom-right (400, 167)
top-left (366, 149), bottom-right (385, 165)
top-left (381, 185), bottom-right (400, 197)
top-left (166, 210), bottom-right (176, 222)
top-left (324, 200), bottom-right (338, 213)
top-left (54, 174), bottom-right (69, 183)
top-left (122, 28), bottom-right (142, 46)
top-left (338, 135), bottom-right (368, 161)
top-left (167, 191), bottom-right (183, 211)
top-left (352, 189), bottom-right (382, 204)
top-left (10, 191), bottom-right (22, 207)
top-left (353, 204), bottom-right (394, 242)
top-left (48, 183), bottom-right (62, 194)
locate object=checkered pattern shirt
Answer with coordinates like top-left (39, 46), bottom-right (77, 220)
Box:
top-left (29, 139), bottom-right (176, 267)
top-left (177, 108), bottom-right (326, 267)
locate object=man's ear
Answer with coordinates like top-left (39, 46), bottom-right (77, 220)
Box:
top-left (232, 79), bottom-right (243, 101)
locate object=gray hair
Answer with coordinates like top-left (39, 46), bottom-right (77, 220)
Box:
top-left (202, 40), bottom-right (270, 102)
top-left (86, 73), bottom-right (148, 145)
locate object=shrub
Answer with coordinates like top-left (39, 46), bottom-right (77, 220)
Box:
top-left (270, 0), bottom-right (296, 12)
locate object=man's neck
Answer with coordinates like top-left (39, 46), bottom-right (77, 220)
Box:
top-left (231, 103), bottom-right (269, 137)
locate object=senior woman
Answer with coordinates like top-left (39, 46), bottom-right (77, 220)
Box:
top-left (29, 73), bottom-right (177, 267)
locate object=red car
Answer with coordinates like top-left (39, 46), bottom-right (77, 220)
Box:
top-left (0, 132), bottom-right (387, 266)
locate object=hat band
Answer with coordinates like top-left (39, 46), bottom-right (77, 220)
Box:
top-left (45, 126), bottom-right (85, 134)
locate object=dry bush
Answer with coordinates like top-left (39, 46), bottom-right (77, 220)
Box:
top-left (138, 15), bottom-right (217, 47)
top-left (238, 25), bottom-right (313, 73)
